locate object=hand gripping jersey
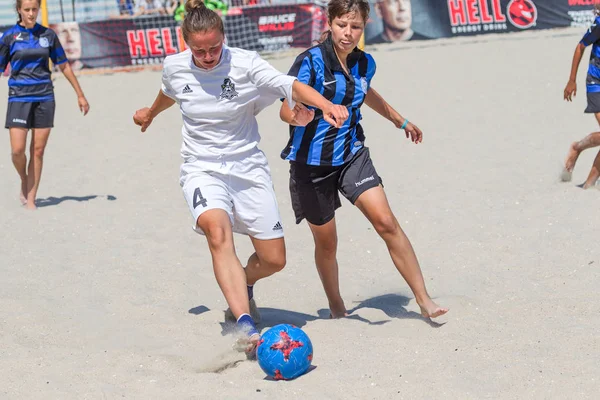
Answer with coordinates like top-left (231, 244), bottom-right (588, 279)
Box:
top-left (161, 45), bottom-right (297, 162)
top-left (0, 23), bottom-right (68, 102)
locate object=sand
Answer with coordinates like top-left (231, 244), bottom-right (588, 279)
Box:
top-left (1, 27), bottom-right (600, 399)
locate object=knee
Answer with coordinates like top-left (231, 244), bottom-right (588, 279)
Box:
top-left (202, 223), bottom-right (231, 252)
top-left (315, 236), bottom-right (338, 257)
top-left (32, 145), bottom-right (46, 159)
top-left (260, 252), bottom-right (286, 273)
top-left (11, 146), bottom-right (25, 158)
top-left (373, 214), bottom-right (400, 238)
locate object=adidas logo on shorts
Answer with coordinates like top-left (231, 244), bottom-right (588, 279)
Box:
top-left (182, 84), bottom-right (193, 94)
top-left (272, 221), bottom-right (283, 231)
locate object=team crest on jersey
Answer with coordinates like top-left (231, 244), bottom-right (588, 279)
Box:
top-left (39, 37), bottom-right (49, 48)
top-left (219, 78), bottom-right (238, 100)
top-left (360, 77), bottom-right (368, 93)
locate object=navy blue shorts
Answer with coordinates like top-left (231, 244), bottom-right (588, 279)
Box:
top-left (5, 100), bottom-right (55, 129)
top-left (289, 147), bottom-right (383, 226)
top-left (585, 92), bottom-right (600, 114)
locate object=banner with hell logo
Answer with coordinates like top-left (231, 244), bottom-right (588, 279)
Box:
top-left (2, 1), bottom-right (600, 72)
top-left (0, 4), bottom-right (325, 71)
top-left (365, 0), bottom-right (600, 45)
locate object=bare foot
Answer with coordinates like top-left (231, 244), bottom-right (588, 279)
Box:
top-left (565, 142), bottom-right (581, 173)
top-left (328, 301), bottom-right (348, 319)
top-left (25, 202), bottom-right (37, 210)
top-left (418, 298), bottom-right (449, 319)
top-left (19, 180), bottom-right (27, 205)
top-left (582, 180), bottom-right (598, 189)
top-left (329, 311), bottom-right (349, 319)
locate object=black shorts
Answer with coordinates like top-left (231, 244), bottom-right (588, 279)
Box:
top-left (289, 146), bottom-right (383, 226)
top-left (585, 92), bottom-right (600, 114)
top-left (5, 100), bottom-right (55, 129)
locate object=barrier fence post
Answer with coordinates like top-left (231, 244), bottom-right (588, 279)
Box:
top-left (41, 0), bottom-right (49, 26)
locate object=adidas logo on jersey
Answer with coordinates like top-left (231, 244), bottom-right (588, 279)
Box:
top-left (182, 85), bottom-right (193, 94)
top-left (272, 222), bottom-right (283, 231)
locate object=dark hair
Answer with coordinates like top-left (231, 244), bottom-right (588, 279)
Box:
top-left (318, 0), bottom-right (370, 43)
top-left (181, 0), bottom-right (225, 42)
top-left (16, 0), bottom-right (41, 23)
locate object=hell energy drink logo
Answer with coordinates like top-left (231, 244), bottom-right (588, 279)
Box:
top-left (447, 0), bottom-right (537, 34)
top-left (507, 0), bottom-right (537, 29)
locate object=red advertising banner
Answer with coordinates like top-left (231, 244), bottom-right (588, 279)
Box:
top-left (1, 1), bottom-right (599, 72)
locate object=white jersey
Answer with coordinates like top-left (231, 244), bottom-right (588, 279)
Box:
top-left (161, 45), bottom-right (297, 162)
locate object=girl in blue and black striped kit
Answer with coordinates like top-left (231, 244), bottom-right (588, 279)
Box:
top-left (279, 0), bottom-right (448, 321)
top-left (1, 0), bottom-right (89, 209)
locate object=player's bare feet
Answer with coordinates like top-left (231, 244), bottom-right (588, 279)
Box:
top-left (328, 299), bottom-right (348, 319)
top-left (418, 298), bottom-right (449, 319)
top-left (565, 142), bottom-right (581, 173)
top-left (25, 201), bottom-right (37, 211)
top-left (582, 178), bottom-right (599, 189)
top-left (329, 310), bottom-right (349, 319)
top-left (19, 179), bottom-right (27, 205)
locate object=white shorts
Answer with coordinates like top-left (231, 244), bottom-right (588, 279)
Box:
top-left (180, 148), bottom-right (284, 240)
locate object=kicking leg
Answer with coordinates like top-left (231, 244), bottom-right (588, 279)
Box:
top-left (197, 209), bottom-right (259, 352)
top-left (355, 186), bottom-right (448, 319)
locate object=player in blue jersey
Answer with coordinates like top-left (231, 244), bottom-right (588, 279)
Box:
top-left (279, 0), bottom-right (448, 320)
top-left (1, 0), bottom-right (90, 209)
top-left (562, 4), bottom-right (600, 189)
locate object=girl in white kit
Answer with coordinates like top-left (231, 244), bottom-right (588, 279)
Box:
top-left (133, 0), bottom-right (348, 356)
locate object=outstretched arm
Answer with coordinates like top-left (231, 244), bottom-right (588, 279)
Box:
top-left (133, 90), bottom-right (176, 132)
top-left (564, 43), bottom-right (585, 102)
top-left (248, 52), bottom-right (348, 128)
top-left (277, 81), bottom-right (347, 128)
top-left (364, 87), bottom-right (422, 143)
top-left (59, 62), bottom-right (89, 115)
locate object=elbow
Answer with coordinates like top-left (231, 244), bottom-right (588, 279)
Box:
top-left (291, 80), bottom-right (302, 102)
top-left (279, 106), bottom-right (289, 124)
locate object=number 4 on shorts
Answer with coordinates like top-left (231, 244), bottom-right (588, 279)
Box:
top-left (193, 187), bottom-right (208, 208)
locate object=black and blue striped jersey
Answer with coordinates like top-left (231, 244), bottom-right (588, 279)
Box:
top-left (580, 16), bottom-right (600, 94)
top-left (0, 23), bottom-right (67, 102)
top-left (281, 33), bottom-right (376, 167)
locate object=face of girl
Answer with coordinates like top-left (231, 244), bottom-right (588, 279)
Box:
top-left (18, 0), bottom-right (40, 29)
top-left (329, 11), bottom-right (365, 55)
top-left (187, 29), bottom-right (224, 70)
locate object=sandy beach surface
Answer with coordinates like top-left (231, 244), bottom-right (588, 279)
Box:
top-left (1, 27), bottom-right (599, 399)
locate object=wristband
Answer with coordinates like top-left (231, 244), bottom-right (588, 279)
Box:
top-left (401, 119), bottom-right (409, 129)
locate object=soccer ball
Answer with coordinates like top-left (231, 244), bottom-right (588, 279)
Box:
top-left (256, 324), bottom-right (313, 380)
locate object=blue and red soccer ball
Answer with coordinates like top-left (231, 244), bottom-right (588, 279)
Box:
top-left (256, 324), bottom-right (313, 380)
